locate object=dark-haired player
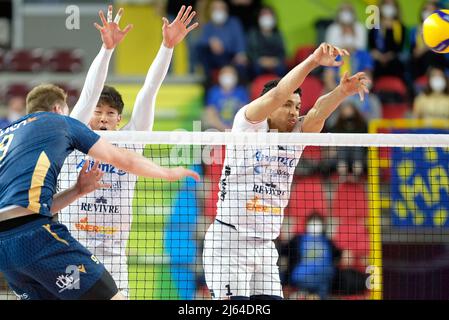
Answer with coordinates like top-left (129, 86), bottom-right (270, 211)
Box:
top-left (203, 43), bottom-right (371, 300)
top-left (58, 5), bottom-right (198, 297)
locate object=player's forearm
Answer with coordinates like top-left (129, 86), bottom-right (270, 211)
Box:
top-left (70, 46), bottom-right (114, 124)
top-left (51, 185), bottom-right (83, 215)
top-left (125, 44), bottom-right (173, 131)
top-left (245, 56), bottom-right (319, 122)
top-left (302, 86), bottom-right (347, 133)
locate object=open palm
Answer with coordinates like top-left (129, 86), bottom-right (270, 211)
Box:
top-left (94, 6), bottom-right (133, 50)
top-left (162, 5), bottom-right (199, 49)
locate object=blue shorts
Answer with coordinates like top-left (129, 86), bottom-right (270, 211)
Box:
top-left (0, 216), bottom-right (116, 300)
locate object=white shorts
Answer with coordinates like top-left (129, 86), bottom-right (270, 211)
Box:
top-left (202, 221), bottom-right (283, 299)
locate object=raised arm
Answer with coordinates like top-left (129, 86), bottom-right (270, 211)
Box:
top-left (123, 5), bottom-right (198, 131)
top-left (302, 71), bottom-right (371, 133)
top-left (70, 6), bottom-right (133, 124)
top-left (88, 138), bottom-right (200, 181)
top-left (244, 43), bottom-right (350, 123)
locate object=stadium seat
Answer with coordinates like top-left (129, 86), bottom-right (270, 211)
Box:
top-left (55, 83), bottom-right (80, 109)
top-left (45, 49), bottom-right (83, 72)
top-left (250, 73), bottom-right (279, 101)
top-left (301, 145), bottom-right (322, 161)
top-left (373, 76), bottom-right (407, 104)
top-left (285, 175), bottom-right (328, 234)
top-left (414, 75), bottom-right (428, 95)
top-left (381, 102), bottom-right (410, 119)
top-left (289, 45), bottom-right (316, 70)
top-left (331, 181), bottom-right (368, 222)
top-left (4, 48), bottom-right (44, 72)
top-left (4, 83), bottom-right (30, 100)
top-left (299, 76), bottom-right (323, 115)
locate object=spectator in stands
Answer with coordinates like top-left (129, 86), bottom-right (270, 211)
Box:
top-left (0, 95), bottom-right (26, 129)
top-left (203, 65), bottom-right (249, 131)
top-left (329, 101), bottom-right (367, 177)
top-left (286, 213), bottom-right (341, 300)
top-left (197, 0), bottom-right (248, 83)
top-left (368, 0), bottom-right (406, 79)
top-left (225, 0), bottom-right (262, 31)
top-left (247, 5), bottom-right (287, 78)
top-left (413, 66), bottom-right (449, 119)
top-left (325, 2), bottom-right (367, 51)
top-left (409, 1), bottom-right (449, 81)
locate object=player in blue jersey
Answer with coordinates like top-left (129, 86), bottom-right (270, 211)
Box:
top-left (0, 84), bottom-right (199, 300)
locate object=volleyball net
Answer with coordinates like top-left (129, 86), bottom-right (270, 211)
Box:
top-left (2, 129), bottom-right (449, 300)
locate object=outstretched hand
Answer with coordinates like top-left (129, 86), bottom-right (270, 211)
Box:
top-left (162, 5), bottom-right (199, 49)
top-left (311, 43), bottom-right (350, 67)
top-left (94, 5), bottom-right (133, 50)
top-left (76, 160), bottom-right (111, 196)
top-left (339, 72), bottom-right (371, 101)
top-left (167, 167), bottom-right (201, 182)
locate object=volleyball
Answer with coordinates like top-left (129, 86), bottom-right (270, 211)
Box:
top-left (422, 9), bottom-right (449, 53)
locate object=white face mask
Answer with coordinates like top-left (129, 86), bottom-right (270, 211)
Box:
top-left (381, 4), bottom-right (397, 19)
top-left (422, 10), bottom-right (433, 21)
top-left (211, 10), bottom-right (228, 25)
top-left (259, 15), bottom-right (275, 30)
top-left (339, 10), bottom-right (355, 25)
top-left (306, 220), bottom-right (324, 235)
top-left (219, 73), bottom-right (237, 90)
top-left (430, 76), bottom-right (446, 93)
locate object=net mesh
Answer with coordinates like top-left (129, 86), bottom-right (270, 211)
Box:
top-left (3, 131), bottom-right (449, 300)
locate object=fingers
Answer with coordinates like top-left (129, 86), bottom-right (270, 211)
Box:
top-left (162, 17), bottom-right (169, 27)
top-left (94, 22), bottom-right (103, 32)
top-left (187, 22), bottom-right (200, 33)
top-left (321, 43), bottom-right (327, 54)
top-left (107, 5), bottom-right (113, 23)
top-left (99, 10), bottom-right (107, 27)
top-left (358, 87), bottom-right (365, 101)
top-left (121, 24), bottom-right (133, 35)
top-left (333, 60), bottom-right (344, 67)
top-left (181, 6), bottom-right (192, 24)
top-left (187, 170), bottom-right (201, 181)
top-left (114, 7), bottom-right (123, 24)
top-left (175, 5), bottom-right (186, 22)
top-left (184, 10), bottom-right (196, 26)
top-left (342, 71), bottom-right (349, 82)
top-left (81, 159), bottom-right (90, 173)
top-left (98, 183), bottom-right (112, 189)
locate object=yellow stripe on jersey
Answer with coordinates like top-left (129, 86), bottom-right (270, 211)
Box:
top-left (42, 224), bottom-right (69, 246)
top-left (27, 151), bottom-right (50, 213)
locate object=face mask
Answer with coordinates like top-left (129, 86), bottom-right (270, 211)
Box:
top-left (339, 10), bottom-right (355, 24)
top-left (381, 4), bottom-right (397, 19)
top-left (219, 73), bottom-right (237, 90)
top-left (259, 15), bottom-right (275, 30)
top-left (430, 76), bottom-right (446, 93)
top-left (211, 10), bottom-right (228, 25)
top-left (422, 10), bottom-right (433, 21)
top-left (306, 220), bottom-right (324, 235)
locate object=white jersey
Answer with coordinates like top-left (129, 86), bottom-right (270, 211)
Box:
top-left (215, 106), bottom-right (305, 240)
top-left (58, 143), bottom-right (144, 256)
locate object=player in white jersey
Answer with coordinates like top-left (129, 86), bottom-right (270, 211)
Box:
top-left (203, 43), bottom-right (371, 300)
top-left (58, 5), bottom-right (198, 297)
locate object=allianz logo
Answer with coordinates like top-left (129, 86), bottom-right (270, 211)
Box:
top-left (77, 159), bottom-right (127, 176)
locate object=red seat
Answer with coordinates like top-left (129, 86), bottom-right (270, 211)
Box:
top-left (373, 76), bottom-right (407, 97)
top-left (382, 102), bottom-right (409, 119)
top-left (285, 175), bottom-right (328, 234)
top-left (289, 46), bottom-right (316, 69)
top-left (250, 74), bottom-right (278, 101)
top-left (299, 76), bottom-right (323, 115)
top-left (45, 49), bottom-right (83, 72)
top-left (4, 83), bottom-right (30, 100)
top-left (331, 181), bottom-right (368, 222)
top-left (301, 145), bottom-right (322, 161)
top-left (4, 49), bottom-right (44, 72)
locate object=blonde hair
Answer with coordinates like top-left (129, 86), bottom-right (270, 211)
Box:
top-left (26, 84), bottom-right (67, 114)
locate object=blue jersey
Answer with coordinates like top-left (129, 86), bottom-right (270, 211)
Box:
top-left (0, 112), bottom-right (100, 217)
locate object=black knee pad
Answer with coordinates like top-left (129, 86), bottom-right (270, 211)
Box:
top-left (79, 270), bottom-right (118, 300)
